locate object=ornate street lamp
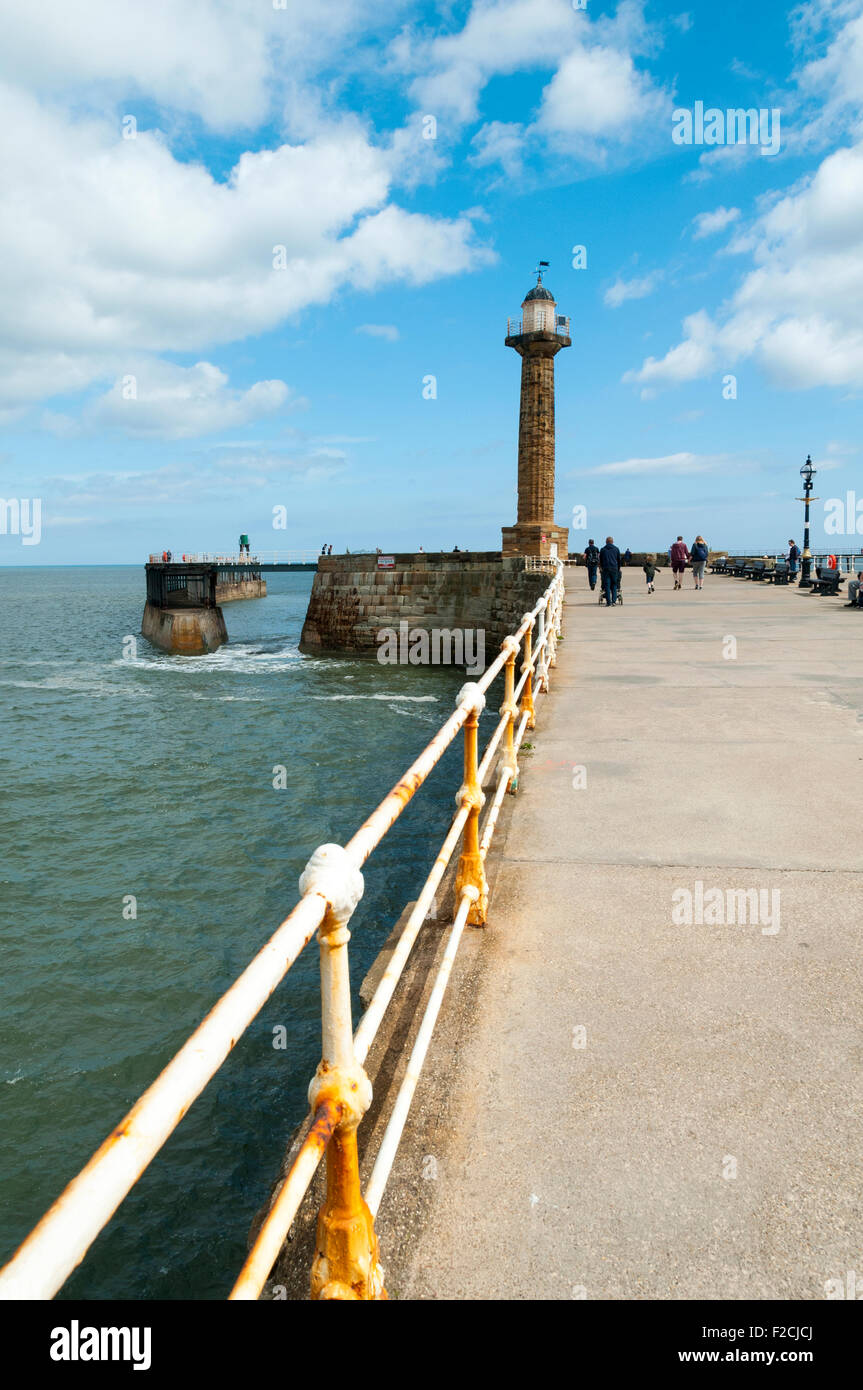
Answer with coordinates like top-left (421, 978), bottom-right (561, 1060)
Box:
top-left (797, 455), bottom-right (818, 588)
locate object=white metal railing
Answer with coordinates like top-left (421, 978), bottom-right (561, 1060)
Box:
top-left (147, 551), bottom-right (321, 565)
top-left (524, 555), bottom-right (560, 570)
top-left (506, 316), bottom-right (570, 337)
top-left (0, 563), bottom-right (566, 1302)
top-left (717, 552), bottom-right (863, 574)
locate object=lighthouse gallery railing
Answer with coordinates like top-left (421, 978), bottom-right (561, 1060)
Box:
top-left (0, 563), bottom-right (565, 1302)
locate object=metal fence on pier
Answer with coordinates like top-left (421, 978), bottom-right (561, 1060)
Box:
top-left (147, 551), bottom-right (321, 566)
top-left (0, 564), bottom-right (566, 1302)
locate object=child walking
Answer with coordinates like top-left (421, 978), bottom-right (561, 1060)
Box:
top-left (643, 556), bottom-right (657, 594)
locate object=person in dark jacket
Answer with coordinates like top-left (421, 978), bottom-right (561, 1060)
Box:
top-left (624, 547), bottom-right (633, 566)
top-left (643, 556), bottom-right (657, 594)
top-left (583, 539), bottom-right (600, 590)
top-left (788, 539), bottom-right (800, 581)
top-left (670, 536), bottom-right (690, 591)
top-left (599, 536), bottom-right (622, 607)
top-left (689, 535), bottom-right (709, 590)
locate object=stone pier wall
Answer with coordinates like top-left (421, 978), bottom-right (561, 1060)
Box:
top-left (299, 552), bottom-right (550, 656)
top-left (142, 601), bottom-right (228, 654)
top-left (215, 576), bottom-right (267, 602)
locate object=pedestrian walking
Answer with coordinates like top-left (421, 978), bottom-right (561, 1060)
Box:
top-left (599, 536), bottom-right (622, 608)
top-left (643, 555), bottom-right (657, 594)
top-left (624, 547), bottom-right (632, 566)
top-left (670, 536), bottom-right (690, 591)
top-left (583, 538), bottom-right (600, 591)
top-left (788, 539), bottom-right (800, 582)
top-left (689, 535), bottom-right (709, 590)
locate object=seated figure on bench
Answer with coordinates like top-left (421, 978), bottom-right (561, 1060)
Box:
top-left (846, 572), bottom-right (863, 607)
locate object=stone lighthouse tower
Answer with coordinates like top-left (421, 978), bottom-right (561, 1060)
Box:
top-left (501, 268), bottom-right (571, 559)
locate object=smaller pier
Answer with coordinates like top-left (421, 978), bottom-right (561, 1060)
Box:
top-left (142, 563), bottom-right (228, 654)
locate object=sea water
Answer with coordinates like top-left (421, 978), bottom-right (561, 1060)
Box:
top-left (0, 567), bottom-right (472, 1298)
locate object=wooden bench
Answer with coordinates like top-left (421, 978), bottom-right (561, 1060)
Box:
top-left (765, 563), bottom-right (790, 584)
top-left (710, 557), bottom-right (728, 574)
top-left (810, 572), bottom-right (845, 596)
top-left (744, 560), bottom-right (768, 580)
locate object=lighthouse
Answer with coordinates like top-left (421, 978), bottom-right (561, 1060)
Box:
top-left (501, 268), bottom-right (571, 559)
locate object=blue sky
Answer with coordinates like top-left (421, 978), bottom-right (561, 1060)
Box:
top-left (1, 0), bottom-right (862, 563)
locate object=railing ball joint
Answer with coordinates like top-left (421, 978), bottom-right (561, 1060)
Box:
top-left (299, 844), bottom-right (387, 1301)
top-left (454, 684), bottom-right (489, 925)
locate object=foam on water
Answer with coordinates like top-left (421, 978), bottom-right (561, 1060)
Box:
top-left (312, 692), bottom-right (440, 702)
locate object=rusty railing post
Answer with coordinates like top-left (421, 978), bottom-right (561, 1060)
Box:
top-left (454, 684), bottom-right (488, 925)
top-left (520, 613), bottom-right (536, 730)
top-left (536, 604), bottom-right (549, 693)
top-left (546, 592), bottom-right (557, 670)
top-left (299, 844), bottom-right (386, 1300)
top-left (500, 635), bottom-right (520, 793)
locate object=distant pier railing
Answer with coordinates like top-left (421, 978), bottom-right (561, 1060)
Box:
top-left (0, 563), bottom-right (566, 1302)
top-left (148, 551), bottom-right (321, 566)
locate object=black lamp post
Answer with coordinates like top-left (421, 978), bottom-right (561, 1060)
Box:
top-left (797, 455), bottom-right (817, 589)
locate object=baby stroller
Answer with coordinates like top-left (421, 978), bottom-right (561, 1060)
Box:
top-left (598, 572), bottom-right (623, 605)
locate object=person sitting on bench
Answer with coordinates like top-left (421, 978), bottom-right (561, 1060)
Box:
top-left (846, 573), bottom-right (863, 607)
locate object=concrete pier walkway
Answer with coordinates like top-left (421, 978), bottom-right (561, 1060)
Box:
top-left (384, 568), bottom-right (863, 1300)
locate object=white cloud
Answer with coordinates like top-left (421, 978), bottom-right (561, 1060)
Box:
top-left (604, 271), bottom-right (662, 307)
top-left (794, 1), bottom-right (863, 146)
top-left (469, 122), bottom-right (526, 179)
top-left (41, 448), bottom-right (346, 513)
top-left (535, 40), bottom-right (667, 149)
top-left (729, 56), bottom-right (762, 79)
top-left (394, 0), bottom-right (669, 170)
top-left (683, 142), bottom-right (756, 184)
top-left (356, 324), bottom-right (400, 340)
top-left (90, 362), bottom-right (295, 439)
top-left (0, 0), bottom-right (391, 132)
top-left (624, 309), bottom-right (718, 387)
top-left (691, 205), bottom-right (741, 238)
top-left (582, 451), bottom-right (727, 476)
top-left (401, 0), bottom-right (579, 125)
top-left (626, 140), bottom-right (863, 392)
top-left (0, 83), bottom-right (492, 414)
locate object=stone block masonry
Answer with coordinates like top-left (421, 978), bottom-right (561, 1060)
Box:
top-left (142, 602), bottom-right (228, 654)
top-left (215, 575), bottom-right (267, 602)
top-left (299, 553), bottom-right (549, 657)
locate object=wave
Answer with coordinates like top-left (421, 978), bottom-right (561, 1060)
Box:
top-left (0, 677), bottom-right (155, 698)
top-left (312, 693), bottom-right (440, 702)
top-left (115, 642), bottom-right (302, 674)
